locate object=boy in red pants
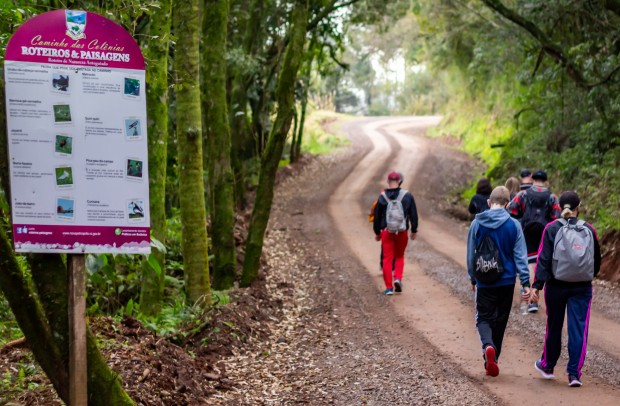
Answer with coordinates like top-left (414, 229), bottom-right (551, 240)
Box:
top-left (373, 171), bottom-right (418, 295)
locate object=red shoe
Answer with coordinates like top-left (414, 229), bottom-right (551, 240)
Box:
top-left (485, 346), bottom-right (499, 377)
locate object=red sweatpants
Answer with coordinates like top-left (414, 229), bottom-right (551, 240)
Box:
top-left (381, 229), bottom-right (409, 289)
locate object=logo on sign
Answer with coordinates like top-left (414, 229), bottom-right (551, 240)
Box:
top-left (65, 10), bottom-right (87, 40)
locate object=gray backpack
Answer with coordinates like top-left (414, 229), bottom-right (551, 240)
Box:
top-left (552, 219), bottom-right (595, 282)
top-left (382, 190), bottom-right (407, 233)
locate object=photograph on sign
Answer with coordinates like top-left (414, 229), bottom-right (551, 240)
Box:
top-left (126, 158), bottom-right (143, 180)
top-left (127, 199), bottom-right (146, 222)
top-left (124, 118), bottom-right (142, 140)
top-left (51, 72), bottom-right (70, 93)
top-left (56, 197), bottom-right (75, 221)
top-left (53, 103), bottom-right (73, 124)
top-left (55, 134), bottom-right (73, 157)
top-left (55, 166), bottom-right (74, 188)
top-left (123, 76), bottom-right (141, 99)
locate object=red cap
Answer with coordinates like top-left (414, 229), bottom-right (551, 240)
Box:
top-left (387, 171), bottom-right (402, 181)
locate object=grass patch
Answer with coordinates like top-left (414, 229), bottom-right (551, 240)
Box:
top-left (300, 109), bottom-right (351, 155)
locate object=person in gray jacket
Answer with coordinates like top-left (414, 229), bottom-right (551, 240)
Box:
top-left (467, 186), bottom-right (531, 377)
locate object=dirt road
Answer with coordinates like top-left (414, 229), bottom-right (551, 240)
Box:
top-left (323, 117), bottom-right (620, 405)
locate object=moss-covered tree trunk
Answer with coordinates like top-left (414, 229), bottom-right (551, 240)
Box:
top-left (139, 0), bottom-right (172, 315)
top-left (229, 0), bottom-right (266, 208)
top-left (0, 230), bottom-right (69, 401)
top-left (202, 0), bottom-right (237, 290)
top-left (241, 0), bottom-right (309, 286)
top-left (290, 36), bottom-right (315, 163)
top-left (174, 0), bottom-right (212, 304)
top-left (289, 106), bottom-right (299, 160)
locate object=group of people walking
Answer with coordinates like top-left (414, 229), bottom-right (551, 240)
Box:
top-left (371, 168), bottom-right (601, 388)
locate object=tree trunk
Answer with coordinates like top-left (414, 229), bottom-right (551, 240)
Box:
top-left (241, 0), bottom-right (309, 286)
top-left (86, 329), bottom-right (135, 405)
top-left (230, 0), bottom-right (266, 208)
top-left (294, 92), bottom-right (308, 162)
top-left (174, 0), bottom-right (212, 304)
top-left (0, 232), bottom-right (69, 402)
top-left (291, 35), bottom-right (316, 163)
top-left (202, 0), bottom-right (237, 290)
top-left (139, 0), bottom-right (172, 315)
top-left (289, 105), bottom-right (299, 161)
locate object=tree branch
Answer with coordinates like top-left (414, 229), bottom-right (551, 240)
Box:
top-left (480, 0), bottom-right (589, 88)
top-left (307, 0), bottom-right (360, 33)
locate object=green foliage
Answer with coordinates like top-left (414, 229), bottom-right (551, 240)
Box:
top-left (133, 290), bottom-right (229, 338)
top-left (0, 352), bottom-right (49, 403)
top-left (0, 291), bottom-right (20, 346)
top-left (0, 3), bottom-right (33, 63)
top-left (86, 253), bottom-right (143, 315)
top-left (410, 0), bottom-right (620, 234)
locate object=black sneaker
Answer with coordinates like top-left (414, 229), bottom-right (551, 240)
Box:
top-left (568, 374), bottom-right (582, 387)
top-left (534, 359), bottom-right (554, 379)
top-left (394, 279), bottom-right (403, 293)
top-left (528, 303), bottom-right (539, 313)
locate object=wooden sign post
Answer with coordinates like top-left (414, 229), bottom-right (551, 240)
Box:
top-left (68, 254), bottom-right (87, 405)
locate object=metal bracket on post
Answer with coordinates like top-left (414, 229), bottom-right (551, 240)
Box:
top-left (68, 254), bottom-right (88, 405)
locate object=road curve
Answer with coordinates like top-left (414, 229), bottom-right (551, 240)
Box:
top-left (328, 116), bottom-right (620, 405)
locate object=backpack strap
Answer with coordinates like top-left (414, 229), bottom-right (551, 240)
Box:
top-left (476, 225), bottom-right (492, 247)
top-left (382, 189), bottom-right (407, 203)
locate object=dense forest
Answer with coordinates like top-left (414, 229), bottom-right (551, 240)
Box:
top-left (1, 0), bottom-right (619, 403)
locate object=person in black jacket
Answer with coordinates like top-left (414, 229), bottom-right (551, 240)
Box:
top-left (530, 191), bottom-right (601, 388)
top-left (373, 171), bottom-right (418, 295)
top-left (468, 178), bottom-right (492, 218)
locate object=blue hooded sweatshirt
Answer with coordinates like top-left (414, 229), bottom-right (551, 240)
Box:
top-left (466, 207), bottom-right (530, 288)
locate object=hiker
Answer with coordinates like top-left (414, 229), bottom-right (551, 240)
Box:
top-left (468, 178), bottom-right (493, 218)
top-left (369, 173), bottom-right (404, 274)
top-left (373, 171), bottom-right (418, 295)
top-left (467, 186), bottom-right (530, 378)
top-left (519, 168), bottom-right (533, 191)
top-left (507, 169), bottom-right (560, 312)
top-left (531, 191), bottom-right (601, 387)
top-left (504, 177), bottom-right (520, 201)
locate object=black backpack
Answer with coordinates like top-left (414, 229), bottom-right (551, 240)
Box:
top-left (520, 189), bottom-right (551, 243)
top-left (474, 227), bottom-right (504, 284)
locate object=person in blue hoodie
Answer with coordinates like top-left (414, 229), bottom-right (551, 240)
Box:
top-left (467, 186), bottom-right (531, 377)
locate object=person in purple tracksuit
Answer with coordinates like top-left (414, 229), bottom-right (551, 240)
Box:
top-left (531, 191), bottom-right (601, 387)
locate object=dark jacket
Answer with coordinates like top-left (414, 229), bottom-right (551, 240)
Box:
top-left (373, 188), bottom-right (418, 235)
top-left (532, 218), bottom-right (601, 290)
top-left (507, 185), bottom-right (561, 221)
top-left (466, 208), bottom-right (530, 288)
top-left (468, 194), bottom-right (490, 215)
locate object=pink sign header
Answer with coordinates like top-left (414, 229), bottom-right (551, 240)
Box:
top-left (5, 10), bottom-right (144, 70)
